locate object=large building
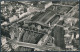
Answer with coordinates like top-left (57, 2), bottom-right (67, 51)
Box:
top-left (1, 1), bottom-right (79, 51)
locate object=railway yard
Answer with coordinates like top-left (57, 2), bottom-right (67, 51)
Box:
top-left (1, 1), bottom-right (79, 51)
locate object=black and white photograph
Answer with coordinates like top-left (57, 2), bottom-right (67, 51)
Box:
top-left (1, 1), bottom-right (79, 51)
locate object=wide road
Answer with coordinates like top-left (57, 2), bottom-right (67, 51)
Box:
top-left (9, 40), bottom-right (62, 51)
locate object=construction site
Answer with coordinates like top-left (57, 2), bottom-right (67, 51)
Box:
top-left (1, 1), bottom-right (79, 51)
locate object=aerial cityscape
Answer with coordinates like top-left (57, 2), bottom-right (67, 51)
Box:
top-left (1, 1), bottom-right (79, 51)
